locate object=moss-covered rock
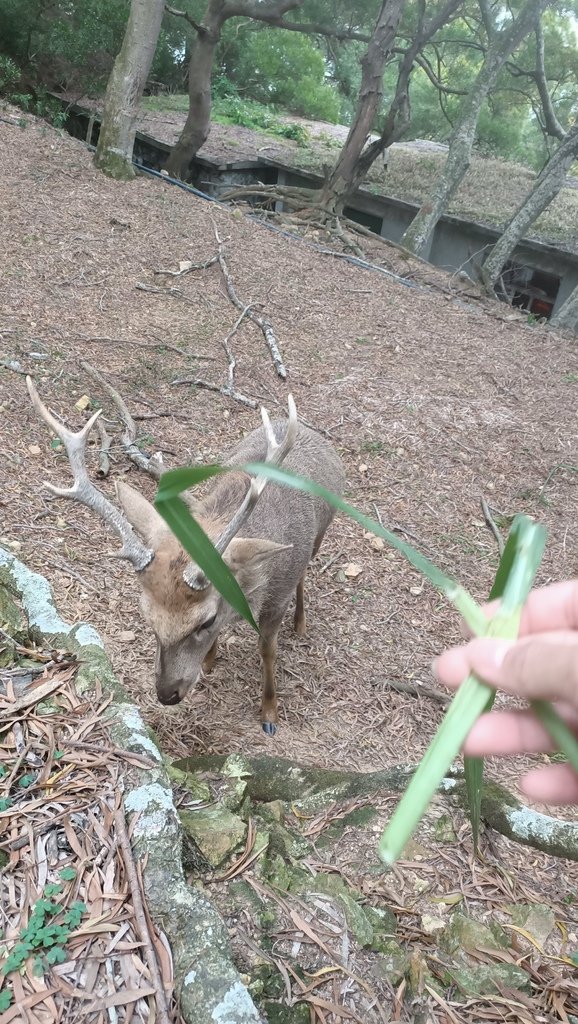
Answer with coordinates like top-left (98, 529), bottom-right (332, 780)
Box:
top-left (180, 805), bottom-right (248, 869)
top-left (448, 963), bottom-right (531, 996)
top-left (506, 903), bottom-right (555, 947)
top-left (167, 765), bottom-right (212, 804)
top-left (441, 912), bottom-right (509, 956)
top-left (370, 939), bottom-right (412, 985)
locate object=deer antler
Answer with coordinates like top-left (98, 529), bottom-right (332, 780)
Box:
top-left (26, 377), bottom-right (154, 572)
top-left (184, 395), bottom-right (298, 590)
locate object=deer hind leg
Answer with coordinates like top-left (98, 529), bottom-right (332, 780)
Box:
top-left (259, 626), bottom-right (280, 735)
top-left (294, 574), bottom-right (306, 636)
top-left (202, 639), bottom-right (218, 675)
top-left (294, 529), bottom-right (326, 637)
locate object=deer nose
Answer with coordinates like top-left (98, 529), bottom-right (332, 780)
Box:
top-left (156, 687), bottom-right (182, 706)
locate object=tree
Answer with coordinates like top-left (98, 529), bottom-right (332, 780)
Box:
top-left (94, 0), bottom-right (166, 179)
top-left (481, 129), bottom-right (578, 294)
top-left (314, 0), bottom-right (407, 214)
top-left (400, 0), bottom-right (552, 257)
top-left (316, 0), bottom-right (464, 215)
top-left (165, 0), bottom-right (304, 180)
top-left (551, 280), bottom-right (578, 331)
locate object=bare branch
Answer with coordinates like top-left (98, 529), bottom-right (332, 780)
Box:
top-left (164, 4), bottom-right (205, 34)
top-left (533, 18), bottom-right (567, 141)
top-left (213, 224), bottom-right (287, 379)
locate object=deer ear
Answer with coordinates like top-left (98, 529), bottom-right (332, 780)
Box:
top-left (224, 538), bottom-right (292, 592)
top-left (115, 480), bottom-right (168, 548)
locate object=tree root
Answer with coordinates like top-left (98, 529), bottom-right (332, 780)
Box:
top-left (175, 753), bottom-right (578, 862)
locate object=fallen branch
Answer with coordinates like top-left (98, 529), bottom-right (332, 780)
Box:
top-left (135, 282), bottom-right (200, 307)
top-left (384, 678), bottom-right (450, 706)
top-left (213, 223), bottom-right (287, 380)
top-left (79, 360), bottom-right (164, 479)
top-left (174, 754), bottom-right (578, 862)
top-left (96, 419), bottom-right (111, 478)
top-left (114, 809), bottom-right (172, 1024)
top-left (481, 496), bottom-right (505, 556)
top-left (171, 376), bottom-right (258, 409)
top-left (75, 334), bottom-right (217, 361)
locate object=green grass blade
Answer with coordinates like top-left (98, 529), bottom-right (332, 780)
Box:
top-left (378, 673), bottom-right (495, 863)
top-left (464, 515), bottom-right (537, 852)
top-left (531, 700), bottom-right (578, 775)
top-left (155, 486), bottom-right (258, 631)
top-left (242, 462), bottom-right (486, 630)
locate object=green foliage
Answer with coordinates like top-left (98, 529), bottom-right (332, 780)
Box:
top-left (0, 53), bottom-right (19, 93)
top-left (226, 28), bottom-right (340, 122)
top-left (0, 989), bottom-right (13, 1010)
top-left (1, 882), bottom-right (87, 977)
top-left (213, 96), bottom-right (310, 144)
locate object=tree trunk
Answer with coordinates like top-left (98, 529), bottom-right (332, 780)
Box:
top-left (94, 0), bottom-right (166, 179)
top-left (165, 0), bottom-right (227, 180)
top-left (482, 126), bottom-right (578, 292)
top-left (348, 0), bottom-right (464, 198)
top-left (400, 0), bottom-right (551, 257)
top-left (551, 283), bottom-right (578, 331)
top-left (316, 0), bottom-right (407, 215)
top-left (165, 0), bottom-right (302, 181)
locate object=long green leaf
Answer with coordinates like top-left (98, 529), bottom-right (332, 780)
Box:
top-left (242, 462), bottom-right (487, 632)
top-left (155, 479), bottom-right (258, 631)
top-left (465, 515), bottom-right (537, 851)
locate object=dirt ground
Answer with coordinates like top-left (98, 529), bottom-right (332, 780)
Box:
top-left (2, 105), bottom-right (578, 1021)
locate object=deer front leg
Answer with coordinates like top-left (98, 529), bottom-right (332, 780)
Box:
top-left (294, 573), bottom-right (306, 636)
top-left (259, 627), bottom-right (279, 735)
top-left (202, 639), bottom-right (218, 675)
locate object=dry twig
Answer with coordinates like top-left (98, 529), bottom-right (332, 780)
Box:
top-left (114, 809), bottom-right (173, 1024)
top-left (213, 223), bottom-right (287, 379)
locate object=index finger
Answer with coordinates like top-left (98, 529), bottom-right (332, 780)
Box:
top-left (479, 580), bottom-right (578, 637)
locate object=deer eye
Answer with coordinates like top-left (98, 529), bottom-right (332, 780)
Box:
top-left (197, 614), bottom-right (217, 633)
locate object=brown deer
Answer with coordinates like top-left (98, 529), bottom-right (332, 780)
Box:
top-left (27, 378), bottom-right (344, 734)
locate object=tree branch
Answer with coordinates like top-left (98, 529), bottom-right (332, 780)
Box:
top-left (532, 18), bottom-right (567, 141)
top-left (164, 4), bottom-right (205, 35)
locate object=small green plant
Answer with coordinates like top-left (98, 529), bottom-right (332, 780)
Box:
top-left (212, 96), bottom-right (309, 144)
top-left (1, 871), bottom-right (84, 981)
top-left (562, 372), bottom-right (578, 384)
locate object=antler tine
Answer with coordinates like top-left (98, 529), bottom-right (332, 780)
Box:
top-left (183, 395), bottom-right (298, 591)
top-left (26, 377), bottom-right (154, 572)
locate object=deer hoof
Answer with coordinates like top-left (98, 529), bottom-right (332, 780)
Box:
top-left (262, 721), bottom-right (277, 736)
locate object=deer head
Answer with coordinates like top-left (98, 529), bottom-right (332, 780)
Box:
top-left (27, 378), bottom-right (296, 706)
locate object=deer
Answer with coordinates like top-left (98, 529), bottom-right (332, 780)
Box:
top-left (27, 377), bottom-right (345, 734)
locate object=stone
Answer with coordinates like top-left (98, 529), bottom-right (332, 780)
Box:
top-left (167, 765), bottom-right (212, 804)
top-left (370, 939), bottom-right (411, 985)
top-left (506, 903), bottom-right (555, 948)
top-left (337, 892), bottom-right (375, 947)
top-left (449, 963), bottom-right (531, 997)
top-left (421, 914), bottom-right (446, 935)
top-left (180, 806), bottom-right (247, 869)
top-left (433, 814), bottom-right (457, 843)
top-left (441, 912), bottom-right (509, 956)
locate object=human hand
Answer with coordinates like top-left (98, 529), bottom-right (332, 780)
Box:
top-left (434, 580), bottom-right (578, 804)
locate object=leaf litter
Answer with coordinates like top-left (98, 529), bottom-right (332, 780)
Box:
top-left (0, 652), bottom-right (183, 1024)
